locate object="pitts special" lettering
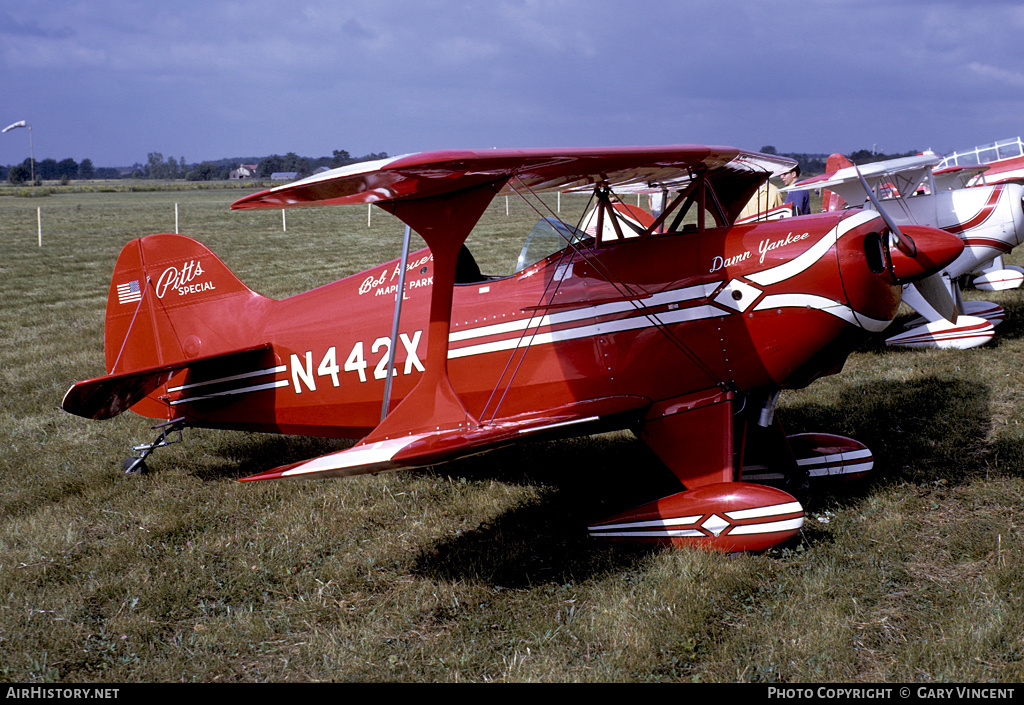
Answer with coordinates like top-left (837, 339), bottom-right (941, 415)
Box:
top-left (155, 259), bottom-right (216, 298)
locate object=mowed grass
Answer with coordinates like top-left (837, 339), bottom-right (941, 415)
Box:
top-left (2, 184), bottom-right (1024, 683)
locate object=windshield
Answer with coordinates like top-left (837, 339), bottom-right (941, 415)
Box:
top-left (514, 218), bottom-right (590, 272)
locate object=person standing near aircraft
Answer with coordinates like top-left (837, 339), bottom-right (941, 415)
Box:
top-left (737, 180), bottom-right (784, 221)
top-left (781, 165), bottom-right (810, 215)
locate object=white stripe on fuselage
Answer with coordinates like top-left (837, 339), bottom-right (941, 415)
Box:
top-left (448, 282), bottom-right (718, 344)
top-left (449, 213), bottom-right (889, 360)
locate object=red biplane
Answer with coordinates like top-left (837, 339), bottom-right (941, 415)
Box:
top-left (62, 146), bottom-right (965, 552)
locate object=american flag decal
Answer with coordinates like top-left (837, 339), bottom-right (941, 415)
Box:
top-left (117, 280), bottom-right (142, 305)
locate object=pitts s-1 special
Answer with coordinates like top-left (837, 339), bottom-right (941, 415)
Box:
top-left (62, 146), bottom-right (965, 552)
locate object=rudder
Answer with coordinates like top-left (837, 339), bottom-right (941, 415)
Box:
top-left (822, 153), bottom-right (853, 212)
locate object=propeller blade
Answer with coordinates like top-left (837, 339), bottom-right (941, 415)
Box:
top-left (855, 165), bottom-right (917, 257)
top-left (913, 274), bottom-right (958, 324)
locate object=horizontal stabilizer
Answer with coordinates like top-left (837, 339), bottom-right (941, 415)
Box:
top-left (62, 344), bottom-right (272, 420)
top-left (239, 395), bottom-right (650, 482)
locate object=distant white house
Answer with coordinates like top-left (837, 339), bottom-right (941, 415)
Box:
top-left (229, 164), bottom-right (258, 180)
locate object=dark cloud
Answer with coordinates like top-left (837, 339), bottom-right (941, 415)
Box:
top-left (2, 1), bottom-right (1023, 166)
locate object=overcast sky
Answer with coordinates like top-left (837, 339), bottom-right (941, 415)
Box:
top-left (3, 0), bottom-right (1024, 167)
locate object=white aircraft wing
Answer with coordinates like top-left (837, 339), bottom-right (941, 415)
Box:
top-left (933, 164), bottom-right (989, 191)
top-left (783, 152), bottom-right (942, 205)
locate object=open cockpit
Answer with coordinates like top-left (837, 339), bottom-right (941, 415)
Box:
top-left (455, 181), bottom-right (734, 285)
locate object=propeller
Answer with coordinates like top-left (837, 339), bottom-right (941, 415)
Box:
top-left (855, 166), bottom-right (916, 256)
top-left (855, 166), bottom-right (957, 324)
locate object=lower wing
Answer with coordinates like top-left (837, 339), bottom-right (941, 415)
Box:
top-left (239, 395), bottom-right (650, 482)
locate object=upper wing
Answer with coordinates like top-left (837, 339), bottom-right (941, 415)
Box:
top-left (933, 164), bottom-right (989, 191)
top-left (787, 152), bottom-right (943, 205)
top-left (231, 146), bottom-right (796, 221)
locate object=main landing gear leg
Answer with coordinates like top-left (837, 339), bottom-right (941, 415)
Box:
top-left (122, 417), bottom-right (186, 475)
top-left (591, 392), bottom-right (806, 552)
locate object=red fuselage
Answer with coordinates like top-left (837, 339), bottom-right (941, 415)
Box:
top-left (115, 208), bottom-right (951, 439)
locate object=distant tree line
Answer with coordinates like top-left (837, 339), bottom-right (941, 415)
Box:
top-left (3, 148), bottom-right (390, 185)
top-left (4, 146), bottom-right (915, 185)
top-left (3, 157), bottom-right (101, 184)
top-left (251, 150), bottom-right (390, 180)
top-left (760, 146), bottom-right (919, 177)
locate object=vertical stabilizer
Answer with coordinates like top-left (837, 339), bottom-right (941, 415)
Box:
top-left (105, 234), bottom-right (271, 377)
top-left (823, 153), bottom-right (853, 211)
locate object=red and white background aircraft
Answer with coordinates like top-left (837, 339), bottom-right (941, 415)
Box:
top-left (938, 137), bottom-right (1024, 294)
top-left (785, 151), bottom-right (1024, 349)
top-left (62, 146), bottom-right (965, 552)
top-left (939, 136), bottom-right (1024, 187)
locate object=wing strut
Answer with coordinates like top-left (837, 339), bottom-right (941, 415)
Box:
top-left (638, 167), bottom-right (728, 235)
top-left (381, 224), bottom-right (413, 422)
top-left (500, 178), bottom-right (730, 396)
top-left (365, 178), bottom-right (509, 441)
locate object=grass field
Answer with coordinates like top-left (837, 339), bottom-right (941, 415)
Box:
top-left (2, 183), bottom-right (1024, 683)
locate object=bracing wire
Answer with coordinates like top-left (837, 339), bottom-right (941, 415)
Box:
top-left (476, 177), bottom-right (729, 425)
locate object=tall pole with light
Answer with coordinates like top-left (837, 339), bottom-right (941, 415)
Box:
top-left (2, 120), bottom-right (34, 183)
